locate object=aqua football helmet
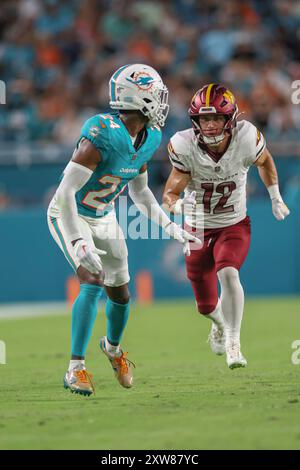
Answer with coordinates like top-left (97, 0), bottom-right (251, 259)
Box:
top-left (109, 64), bottom-right (169, 127)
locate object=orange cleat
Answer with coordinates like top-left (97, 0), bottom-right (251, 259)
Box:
top-left (100, 336), bottom-right (135, 388)
top-left (63, 365), bottom-right (95, 396)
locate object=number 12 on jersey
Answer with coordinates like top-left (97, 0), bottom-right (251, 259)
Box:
top-left (201, 182), bottom-right (236, 214)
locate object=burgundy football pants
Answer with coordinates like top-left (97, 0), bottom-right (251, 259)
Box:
top-left (185, 216), bottom-right (251, 314)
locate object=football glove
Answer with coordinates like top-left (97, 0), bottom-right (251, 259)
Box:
top-left (164, 222), bottom-right (202, 256)
top-left (271, 199), bottom-right (290, 221)
top-left (73, 239), bottom-right (106, 274)
top-left (173, 191), bottom-right (197, 216)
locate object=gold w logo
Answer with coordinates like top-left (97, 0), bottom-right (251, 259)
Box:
top-left (223, 90), bottom-right (235, 103)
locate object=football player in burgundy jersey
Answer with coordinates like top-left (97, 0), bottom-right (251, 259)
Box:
top-left (163, 83), bottom-right (290, 369)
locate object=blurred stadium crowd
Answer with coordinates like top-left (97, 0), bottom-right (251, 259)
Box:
top-left (0, 0), bottom-right (300, 208)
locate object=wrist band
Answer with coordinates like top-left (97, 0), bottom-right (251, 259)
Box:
top-left (267, 184), bottom-right (282, 201)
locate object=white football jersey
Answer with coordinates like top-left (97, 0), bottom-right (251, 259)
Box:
top-left (168, 120), bottom-right (266, 229)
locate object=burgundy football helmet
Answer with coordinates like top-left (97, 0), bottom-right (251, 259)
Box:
top-left (188, 83), bottom-right (239, 145)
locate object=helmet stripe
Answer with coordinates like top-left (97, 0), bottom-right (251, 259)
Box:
top-left (205, 83), bottom-right (214, 107)
top-left (110, 64), bottom-right (130, 101)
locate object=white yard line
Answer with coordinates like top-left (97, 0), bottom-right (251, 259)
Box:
top-left (0, 302), bottom-right (69, 320)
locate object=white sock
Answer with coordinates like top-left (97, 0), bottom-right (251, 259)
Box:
top-left (205, 300), bottom-right (225, 330)
top-left (68, 359), bottom-right (85, 372)
top-left (106, 337), bottom-right (120, 356)
top-left (218, 267), bottom-right (244, 343)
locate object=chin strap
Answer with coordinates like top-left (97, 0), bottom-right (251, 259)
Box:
top-left (202, 132), bottom-right (226, 146)
top-left (194, 110), bottom-right (244, 147)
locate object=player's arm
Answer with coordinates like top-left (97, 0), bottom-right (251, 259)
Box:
top-left (56, 139), bottom-right (101, 242)
top-left (162, 138), bottom-right (197, 215)
top-left (255, 146), bottom-right (278, 187)
top-left (55, 139), bottom-right (105, 273)
top-left (71, 138), bottom-right (101, 170)
top-left (255, 147), bottom-right (290, 220)
top-left (128, 169), bottom-right (201, 251)
top-left (162, 167), bottom-right (195, 214)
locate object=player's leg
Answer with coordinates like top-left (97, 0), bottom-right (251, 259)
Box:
top-left (70, 267), bottom-right (103, 357)
top-left (185, 234), bottom-right (226, 355)
top-left (48, 214), bottom-right (104, 395)
top-left (92, 212), bottom-right (134, 388)
top-left (218, 267), bottom-right (247, 368)
top-left (99, 283), bottom-right (135, 388)
top-left (104, 284), bottom-right (130, 349)
top-left (218, 267), bottom-right (244, 347)
top-left (214, 217), bottom-right (251, 368)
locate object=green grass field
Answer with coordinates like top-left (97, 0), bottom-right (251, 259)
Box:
top-left (0, 297), bottom-right (300, 450)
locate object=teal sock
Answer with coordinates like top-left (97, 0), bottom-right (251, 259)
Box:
top-left (105, 298), bottom-right (130, 345)
top-left (71, 284), bottom-right (103, 357)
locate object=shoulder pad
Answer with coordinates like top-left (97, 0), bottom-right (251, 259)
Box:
top-left (168, 129), bottom-right (193, 173)
top-left (80, 114), bottom-right (110, 151)
top-left (170, 129), bottom-right (193, 155)
top-left (236, 120), bottom-right (266, 166)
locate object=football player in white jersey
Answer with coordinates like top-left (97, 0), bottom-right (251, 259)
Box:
top-left (163, 83), bottom-right (290, 369)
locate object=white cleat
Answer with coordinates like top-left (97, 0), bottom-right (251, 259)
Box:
top-left (226, 341), bottom-right (247, 369)
top-left (207, 323), bottom-right (226, 355)
top-left (63, 364), bottom-right (95, 396)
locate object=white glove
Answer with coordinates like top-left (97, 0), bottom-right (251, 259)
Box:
top-left (164, 222), bottom-right (202, 256)
top-left (271, 199), bottom-right (290, 221)
top-left (73, 239), bottom-right (107, 274)
top-left (267, 184), bottom-right (290, 221)
top-left (173, 191), bottom-right (197, 216)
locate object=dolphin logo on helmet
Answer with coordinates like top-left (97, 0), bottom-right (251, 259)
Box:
top-left (126, 74), bottom-right (155, 89)
top-left (109, 64), bottom-right (169, 127)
